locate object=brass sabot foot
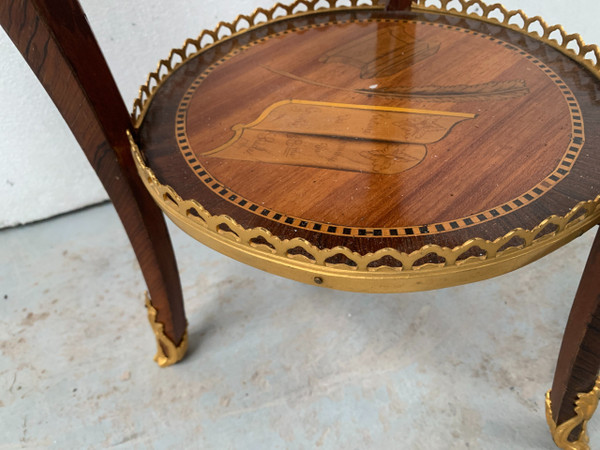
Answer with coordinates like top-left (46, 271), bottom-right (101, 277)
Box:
top-left (145, 293), bottom-right (188, 367)
top-left (546, 378), bottom-right (600, 450)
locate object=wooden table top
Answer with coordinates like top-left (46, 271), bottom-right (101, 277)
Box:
top-left (134, 4), bottom-right (600, 290)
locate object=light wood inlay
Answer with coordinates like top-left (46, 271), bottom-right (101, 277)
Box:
top-left (176, 19), bottom-right (581, 237)
top-left (139, 9), bottom-right (600, 255)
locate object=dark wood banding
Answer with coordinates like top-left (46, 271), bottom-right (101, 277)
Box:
top-left (139, 9), bottom-right (600, 256)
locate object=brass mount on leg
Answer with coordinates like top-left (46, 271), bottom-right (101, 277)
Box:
top-left (145, 293), bottom-right (188, 367)
top-left (546, 377), bottom-right (600, 450)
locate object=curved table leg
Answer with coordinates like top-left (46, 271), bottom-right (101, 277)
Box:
top-left (0, 0), bottom-right (187, 367)
top-left (547, 226), bottom-right (600, 449)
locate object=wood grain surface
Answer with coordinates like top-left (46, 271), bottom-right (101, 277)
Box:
top-left (385, 0), bottom-right (412, 11)
top-left (139, 9), bottom-right (600, 256)
top-left (551, 227), bottom-right (600, 441)
top-left (5, 0), bottom-right (600, 437)
top-left (0, 0), bottom-right (186, 345)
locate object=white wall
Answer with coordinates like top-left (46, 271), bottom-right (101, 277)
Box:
top-left (1, 0), bottom-right (599, 228)
top-left (0, 0), bottom-right (287, 228)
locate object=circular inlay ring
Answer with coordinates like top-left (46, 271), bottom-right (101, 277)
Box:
top-left (133, 1), bottom-right (600, 292)
top-left (175, 18), bottom-right (584, 237)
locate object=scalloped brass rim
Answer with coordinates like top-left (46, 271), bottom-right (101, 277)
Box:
top-left (129, 0), bottom-right (600, 292)
top-left (130, 132), bottom-right (600, 292)
top-left (413, 0), bottom-right (600, 82)
top-left (131, 1), bottom-right (386, 126)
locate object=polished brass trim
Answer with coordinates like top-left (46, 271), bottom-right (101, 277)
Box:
top-left (175, 18), bottom-right (583, 235)
top-left (131, 0), bottom-right (385, 126)
top-left (132, 0), bottom-right (600, 125)
top-left (130, 131), bottom-right (600, 292)
top-left (413, 0), bottom-right (600, 83)
top-left (545, 378), bottom-right (600, 450)
top-left (129, 1), bottom-right (600, 292)
top-left (145, 293), bottom-right (188, 367)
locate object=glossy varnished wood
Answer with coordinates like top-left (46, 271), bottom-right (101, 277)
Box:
top-left (181, 20), bottom-right (569, 228)
top-left (0, 0), bottom-right (186, 345)
top-left (139, 9), bottom-right (600, 256)
top-left (5, 0), bottom-right (600, 444)
top-left (551, 227), bottom-right (600, 441)
top-left (385, 0), bottom-right (412, 10)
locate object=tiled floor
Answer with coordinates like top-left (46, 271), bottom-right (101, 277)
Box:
top-left (1, 203), bottom-right (598, 449)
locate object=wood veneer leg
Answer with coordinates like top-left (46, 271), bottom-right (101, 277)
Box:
top-left (0, 0), bottom-right (187, 366)
top-left (547, 227), bottom-right (600, 448)
top-left (385, 0), bottom-right (412, 11)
